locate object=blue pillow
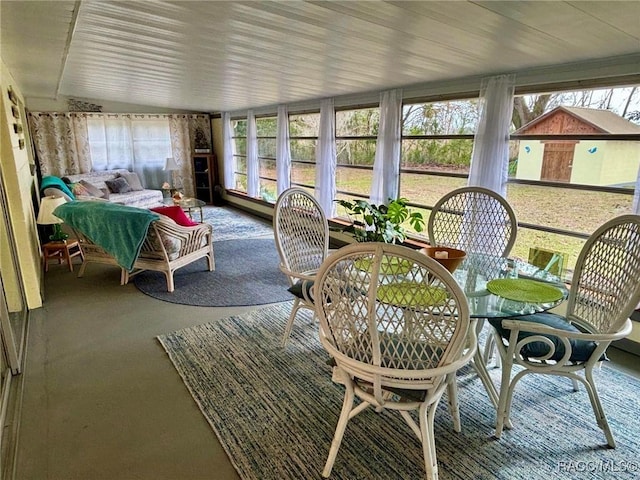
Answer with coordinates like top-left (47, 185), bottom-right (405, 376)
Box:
top-left (489, 313), bottom-right (605, 363)
top-left (40, 176), bottom-right (75, 200)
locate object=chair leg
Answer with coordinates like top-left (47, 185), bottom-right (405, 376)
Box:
top-left (165, 271), bottom-right (175, 292)
top-left (322, 382), bottom-right (355, 478)
top-left (583, 367), bottom-right (616, 448)
top-left (494, 350), bottom-right (519, 438)
top-left (282, 298), bottom-right (301, 347)
top-left (471, 349), bottom-right (499, 409)
top-left (483, 334), bottom-right (501, 369)
top-left (77, 260), bottom-right (88, 278)
top-left (446, 380), bottom-right (461, 432)
top-left (419, 401), bottom-right (439, 480)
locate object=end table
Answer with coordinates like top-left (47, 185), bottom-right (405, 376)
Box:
top-left (42, 239), bottom-right (84, 272)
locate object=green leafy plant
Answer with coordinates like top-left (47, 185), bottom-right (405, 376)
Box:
top-left (336, 197), bottom-right (424, 244)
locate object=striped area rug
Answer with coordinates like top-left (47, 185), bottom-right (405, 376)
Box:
top-left (158, 303), bottom-right (640, 480)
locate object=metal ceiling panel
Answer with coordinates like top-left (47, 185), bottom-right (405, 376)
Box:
top-left (1, 1), bottom-right (639, 113)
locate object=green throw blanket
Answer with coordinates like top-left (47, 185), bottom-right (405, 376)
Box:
top-left (40, 176), bottom-right (76, 200)
top-left (54, 202), bottom-right (160, 271)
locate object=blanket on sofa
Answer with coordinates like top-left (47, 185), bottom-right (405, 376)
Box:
top-left (54, 202), bottom-right (159, 271)
top-left (40, 176), bottom-right (76, 200)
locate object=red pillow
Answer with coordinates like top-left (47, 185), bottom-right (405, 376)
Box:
top-left (150, 205), bottom-right (199, 227)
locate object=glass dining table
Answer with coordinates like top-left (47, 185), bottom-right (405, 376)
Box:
top-left (332, 248), bottom-right (569, 415)
top-left (450, 252), bottom-right (569, 410)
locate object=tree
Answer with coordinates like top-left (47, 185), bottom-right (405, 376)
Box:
top-left (512, 94), bottom-right (552, 130)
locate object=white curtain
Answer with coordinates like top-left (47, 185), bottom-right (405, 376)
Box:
top-left (86, 116), bottom-right (134, 171)
top-left (276, 105), bottom-right (292, 195)
top-left (87, 115), bottom-right (172, 189)
top-left (315, 98), bottom-right (337, 217)
top-left (633, 163), bottom-right (640, 214)
top-left (29, 112), bottom-right (196, 190)
top-left (370, 89), bottom-right (402, 205)
top-left (246, 110), bottom-right (259, 198)
top-left (222, 112), bottom-right (236, 189)
top-left (467, 74), bottom-right (516, 197)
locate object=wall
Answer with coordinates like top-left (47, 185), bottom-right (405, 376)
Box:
top-left (25, 95), bottom-right (191, 114)
top-left (0, 59), bottom-right (43, 308)
top-left (600, 141), bottom-right (640, 186)
top-left (570, 140), bottom-right (605, 185)
top-left (515, 141), bottom-right (544, 180)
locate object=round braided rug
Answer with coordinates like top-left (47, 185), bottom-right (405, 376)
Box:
top-left (133, 238), bottom-right (291, 307)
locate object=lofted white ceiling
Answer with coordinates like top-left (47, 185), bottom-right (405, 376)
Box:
top-left (1, 1), bottom-right (639, 113)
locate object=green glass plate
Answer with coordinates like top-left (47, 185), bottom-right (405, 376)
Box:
top-left (376, 282), bottom-right (447, 307)
top-left (486, 278), bottom-right (564, 303)
top-left (354, 257), bottom-right (413, 275)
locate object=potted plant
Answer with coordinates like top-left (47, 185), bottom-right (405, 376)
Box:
top-left (336, 197), bottom-right (425, 244)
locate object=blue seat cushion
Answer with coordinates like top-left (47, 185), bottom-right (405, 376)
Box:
top-left (489, 313), bottom-right (605, 363)
top-left (287, 279), bottom-right (314, 302)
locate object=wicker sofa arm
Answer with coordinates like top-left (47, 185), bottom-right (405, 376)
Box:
top-left (142, 216), bottom-right (213, 260)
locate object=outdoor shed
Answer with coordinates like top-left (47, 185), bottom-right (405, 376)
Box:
top-left (514, 106), bottom-right (640, 186)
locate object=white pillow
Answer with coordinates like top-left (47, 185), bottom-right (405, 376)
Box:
top-left (118, 172), bottom-right (144, 191)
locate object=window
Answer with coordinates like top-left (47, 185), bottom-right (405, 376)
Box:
top-left (289, 112), bottom-right (319, 190)
top-left (256, 116), bottom-right (277, 202)
top-left (398, 87), bottom-right (640, 277)
top-left (400, 99), bottom-right (477, 212)
top-left (231, 118), bottom-right (247, 192)
top-left (230, 83), bottom-right (638, 281)
top-left (87, 116), bottom-right (172, 188)
top-left (335, 107), bottom-right (379, 203)
top-left (506, 86), bottom-right (640, 272)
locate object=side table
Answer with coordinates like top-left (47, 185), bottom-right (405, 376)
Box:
top-left (42, 239), bottom-right (84, 272)
top-left (176, 198), bottom-right (206, 223)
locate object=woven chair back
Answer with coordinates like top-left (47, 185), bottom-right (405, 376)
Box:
top-left (315, 242), bottom-right (471, 392)
top-left (568, 214), bottom-right (640, 334)
top-left (274, 188), bottom-right (329, 280)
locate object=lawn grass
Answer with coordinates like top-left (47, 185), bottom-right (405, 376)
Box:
top-left (271, 165), bottom-right (634, 277)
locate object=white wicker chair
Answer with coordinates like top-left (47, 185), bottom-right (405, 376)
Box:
top-left (428, 186), bottom-right (518, 401)
top-left (75, 215), bottom-right (214, 292)
top-left (273, 188), bottom-right (329, 346)
top-left (315, 242), bottom-right (476, 480)
top-left (428, 186), bottom-right (517, 271)
top-left (489, 214), bottom-right (640, 447)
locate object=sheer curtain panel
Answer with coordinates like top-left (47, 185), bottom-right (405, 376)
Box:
top-left (467, 74), bottom-right (516, 197)
top-left (222, 112), bottom-right (236, 190)
top-left (246, 110), bottom-right (259, 198)
top-left (370, 89), bottom-right (402, 205)
top-left (314, 98), bottom-right (337, 217)
top-left (276, 105), bottom-right (292, 195)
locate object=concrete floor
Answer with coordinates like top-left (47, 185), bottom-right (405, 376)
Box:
top-left (15, 258), bottom-right (640, 480)
top-left (16, 261), bottom-right (249, 480)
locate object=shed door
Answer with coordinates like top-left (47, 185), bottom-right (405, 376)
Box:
top-left (541, 142), bottom-right (575, 182)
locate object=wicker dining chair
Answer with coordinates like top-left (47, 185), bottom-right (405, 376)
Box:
top-left (428, 186), bottom-right (518, 376)
top-left (427, 186), bottom-right (517, 269)
top-left (315, 242), bottom-right (476, 480)
top-left (489, 214), bottom-right (640, 447)
top-left (273, 187), bottom-right (329, 346)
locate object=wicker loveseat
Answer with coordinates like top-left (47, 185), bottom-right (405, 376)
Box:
top-left (53, 202), bottom-right (214, 292)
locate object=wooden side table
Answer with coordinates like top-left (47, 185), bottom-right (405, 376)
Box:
top-left (42, 240), bottom-right (84, 272)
